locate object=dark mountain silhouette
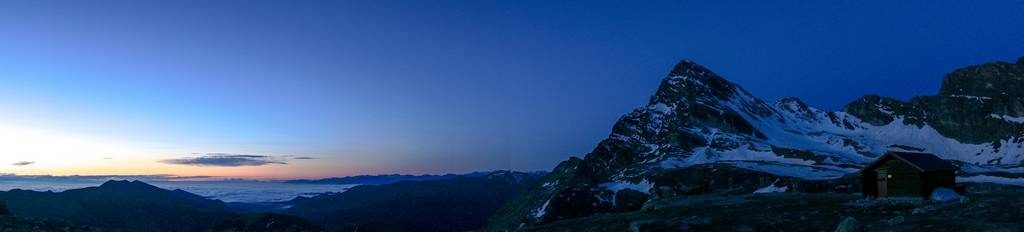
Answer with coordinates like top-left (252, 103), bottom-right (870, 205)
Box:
top-left (285, 171), bottom-right (543, 231)
top-left (0, 180), bottom-right (233, 231)
top-left (0, 180), bottom-right (324, 232)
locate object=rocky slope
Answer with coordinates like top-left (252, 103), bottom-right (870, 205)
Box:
top-left (487, 56), bottom-right (1024, 230)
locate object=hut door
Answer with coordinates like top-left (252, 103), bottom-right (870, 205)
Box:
top-left (877, 171), bottom-right (888, 197)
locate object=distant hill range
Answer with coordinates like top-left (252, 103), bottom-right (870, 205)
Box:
top-left (0, 170), bottom-right (544, 231)
top-left (284, 170), bottom-right (546, 185)
top-left (284, 174), bottom-right (461, 185)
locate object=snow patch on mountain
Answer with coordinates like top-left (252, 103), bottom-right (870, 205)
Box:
top-left (753, 179), bottom-right (789, 193)
top-left (959, 163), bottom-right (1024, 174)
top-left (599, 180), bottom-right (653, 193)
top-left (532, 199), bottom-right (550, 219)
top-left (989, 114), bottom-right (1024, 124)
top-left (649, 89), bottom-right (1024, 179)
top-left (853, 118), bottom-right (1023, 166)
top-left (950, 94), bottom-right (992, 101)
top-left (957, 175), bottom-right (1024, 186)
top-left (728, 161), bottom-right (853, 180)
top-left (648, 103), bottom-right (673, 114)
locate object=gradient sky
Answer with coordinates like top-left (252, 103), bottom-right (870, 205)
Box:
top-left (1, 1), bottom-right (1023, 179)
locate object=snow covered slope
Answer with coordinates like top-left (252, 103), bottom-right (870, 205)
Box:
top-left (589, 58), bottom-right (1024, 183)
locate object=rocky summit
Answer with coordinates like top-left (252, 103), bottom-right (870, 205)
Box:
top-left (486, 56), bottom-right (1024, 230)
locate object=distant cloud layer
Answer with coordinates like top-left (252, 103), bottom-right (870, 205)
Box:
top-left (160, 153), bottom-right (288, 167)
top-left (11, 161), bottom-right (34, 166)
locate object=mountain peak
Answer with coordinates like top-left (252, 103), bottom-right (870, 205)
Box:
top-left (667, 59), bottom-right (711, 77)
top-left (650, 59), bottom-right (744, 105)
top-left (776, 97), bottom-right (808, 108)
top-left (776, 97), bottom-right (816, 118)
top-left (99, 180), bottom-right (159, 190)
top-left (938, 57), bottom-right (1024, 98)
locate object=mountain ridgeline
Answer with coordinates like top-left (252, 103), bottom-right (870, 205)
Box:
top-left (487, 56), bottom-right (1024, 230)
top-left (283, 171), bottom-right (544, 185)
top-left (284, 174), bottom-right (461, 185)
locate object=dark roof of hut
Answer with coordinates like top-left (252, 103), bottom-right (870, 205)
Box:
top-left (862, 151), bottom-right (959, 172)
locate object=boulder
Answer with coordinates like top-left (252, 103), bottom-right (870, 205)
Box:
top-left (887, 215), bottom-right (905, 226)
top-left (930, 187), bottom-right (961, 202)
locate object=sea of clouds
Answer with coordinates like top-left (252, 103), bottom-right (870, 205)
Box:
top-left (0, 174), bottom-right (354, 202)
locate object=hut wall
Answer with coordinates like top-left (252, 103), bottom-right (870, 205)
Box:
top-left (877, 159), bottom-right (923, 197)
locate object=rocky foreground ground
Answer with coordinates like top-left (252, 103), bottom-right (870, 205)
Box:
top-left (521, 184), bottom-right (1024, 232)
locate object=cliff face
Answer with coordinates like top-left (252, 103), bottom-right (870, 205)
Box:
top-left (488, 56), bottom-right (1024, 230)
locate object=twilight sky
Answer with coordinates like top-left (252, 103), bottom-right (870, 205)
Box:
top-left (1, 1), bottom-right (1023, 179)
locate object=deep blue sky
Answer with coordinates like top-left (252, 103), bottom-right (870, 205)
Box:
top-left (1, 1), bottom-right (1023, 177)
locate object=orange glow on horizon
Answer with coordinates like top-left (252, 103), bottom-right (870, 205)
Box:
top-left (0, 123), bottom-right (357, 180)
